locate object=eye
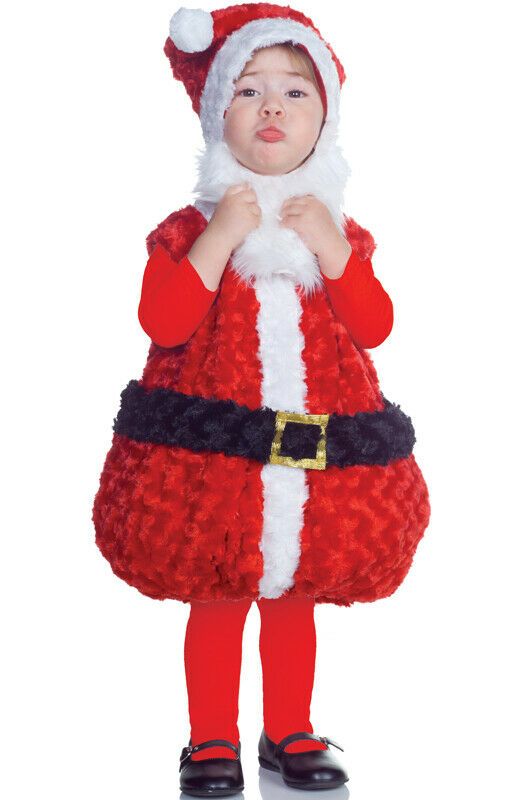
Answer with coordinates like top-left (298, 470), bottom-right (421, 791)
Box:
top-left (236, 88), bottom-right (307, 99)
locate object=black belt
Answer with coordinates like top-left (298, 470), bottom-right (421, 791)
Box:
top-left (113, 380), bottom-right (416, 470)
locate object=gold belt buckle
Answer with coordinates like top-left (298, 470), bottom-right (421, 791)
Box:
top-left (269, 410), bottom-right (330, 470)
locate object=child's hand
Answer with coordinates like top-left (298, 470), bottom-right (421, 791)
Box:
top-left (208, 182), bottom-right (262, 251)
top-left (279, 195), bottom-right (346, 258)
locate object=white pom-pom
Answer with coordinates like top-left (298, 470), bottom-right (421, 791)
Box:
top-left (169, 8), bottom-right (214, 53)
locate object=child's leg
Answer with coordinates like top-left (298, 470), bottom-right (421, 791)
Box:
top-left (256, 596), bottom-right (328, 753)
top-left (184, 598), bottom-right (252, 760)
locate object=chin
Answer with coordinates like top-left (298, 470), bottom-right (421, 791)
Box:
top-left (254, 153), bottom-right (306, 175)
top-left (240, 156), bottom-right (283, 175)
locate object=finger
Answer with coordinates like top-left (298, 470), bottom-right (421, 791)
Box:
top-left (281, 201), bottom-right (308, 215)
top-left (281, 206), bottom-right (304, 217)
top-left (228, 181), bottom-right (252, 195)
top-left (283, 195), bottom-right (309, 205)
top-left (244, 198), bottom-right (260, 212)
top-left (239, 188), bottom-right (258, 201)
top-left (232, 190), bottom-right (258, 204)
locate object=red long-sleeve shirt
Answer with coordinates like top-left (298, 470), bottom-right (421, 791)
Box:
top-left (138, 244), bottom-right (219, 348)
top-left (321, 247), bottom-right (394, 348)
top-left (138, 241), bottom-right (393, 350)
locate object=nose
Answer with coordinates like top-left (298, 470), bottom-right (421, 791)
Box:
top-left (259, 91), bottom-right (285, 120)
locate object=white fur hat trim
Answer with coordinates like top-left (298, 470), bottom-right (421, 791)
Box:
top-left (199, 17), bottom-right (340, 144)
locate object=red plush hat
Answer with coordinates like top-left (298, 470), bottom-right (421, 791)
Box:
top-left (164, 3), bottom-right (346, 143)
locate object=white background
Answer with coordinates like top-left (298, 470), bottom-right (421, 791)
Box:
top-left (2, 1), bottom-right (527, 798)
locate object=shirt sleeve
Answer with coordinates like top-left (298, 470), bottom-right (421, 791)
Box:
top-left (321, 247), bottom-right (394, 348)
top-left (138, 242), bottom-right (219, 348)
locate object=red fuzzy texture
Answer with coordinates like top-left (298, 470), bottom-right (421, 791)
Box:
top-left (93, 205), bottom-right (431, 604)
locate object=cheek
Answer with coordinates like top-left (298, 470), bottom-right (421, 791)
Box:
top-left (303, 110), bottom-right (324, 139)
top-left (224, 115), bottom-right (244, 150)
top-left (225, 109), bottom-right (250, 141)
top-left (292, 114), bottom-right (320, 142)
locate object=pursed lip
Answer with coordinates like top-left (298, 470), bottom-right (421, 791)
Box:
top-left (256, 126), bottom-right (286, 141)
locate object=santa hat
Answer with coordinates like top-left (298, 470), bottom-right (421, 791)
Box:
top-left (164, 3), bottom-right (346, 144)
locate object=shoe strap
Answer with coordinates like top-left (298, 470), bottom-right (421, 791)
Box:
top-left (320, 735), bottom-right (345, 752)
top-left (181, 738), bottom-right (240, 762)
top-left (276, 731), bottom-right (345, 754)
top-left (276, 731), bottom-right (325, 754)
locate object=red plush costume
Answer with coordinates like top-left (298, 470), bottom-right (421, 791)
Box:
top-left (92, 1), bottom-right (431, 771)
top-left (93, 201), bottom-right (430, 605)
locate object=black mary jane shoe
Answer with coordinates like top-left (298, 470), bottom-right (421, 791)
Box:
top-left (179, 738), bottom-right (244, 797)
top-left (258, 729), bottom-right (349, 790)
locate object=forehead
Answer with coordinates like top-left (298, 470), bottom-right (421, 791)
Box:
top-left (237, 45), bottom-right (306, 79)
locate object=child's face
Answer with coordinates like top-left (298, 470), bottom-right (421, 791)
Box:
top-left (223, 46), bottom-right (325, 176)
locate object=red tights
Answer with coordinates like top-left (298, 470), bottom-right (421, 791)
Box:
top-left (184, 595), bottom-right (328, 760)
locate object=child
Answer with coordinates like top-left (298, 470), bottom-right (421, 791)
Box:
top-left (93, 4), bottom-right (431, 796)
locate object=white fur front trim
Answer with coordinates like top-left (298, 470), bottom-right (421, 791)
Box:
top-left (189, 112), bottom-right (351, 597)
top-left (254, 276), bottom-right (309, 599)
top-left (254, 277), bottom-right (307, 411)
top-left (258, 463), bottom-right (309, 598)
top-left (199, 17), bottom-right (341, 144)
top-left (169, 8), bottom-right (214, 53)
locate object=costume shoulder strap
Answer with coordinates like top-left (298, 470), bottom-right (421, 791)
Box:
top-left (342, 214), bottom-right (377, 260)
top-left (146, 204), bottom-right (207, 260)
